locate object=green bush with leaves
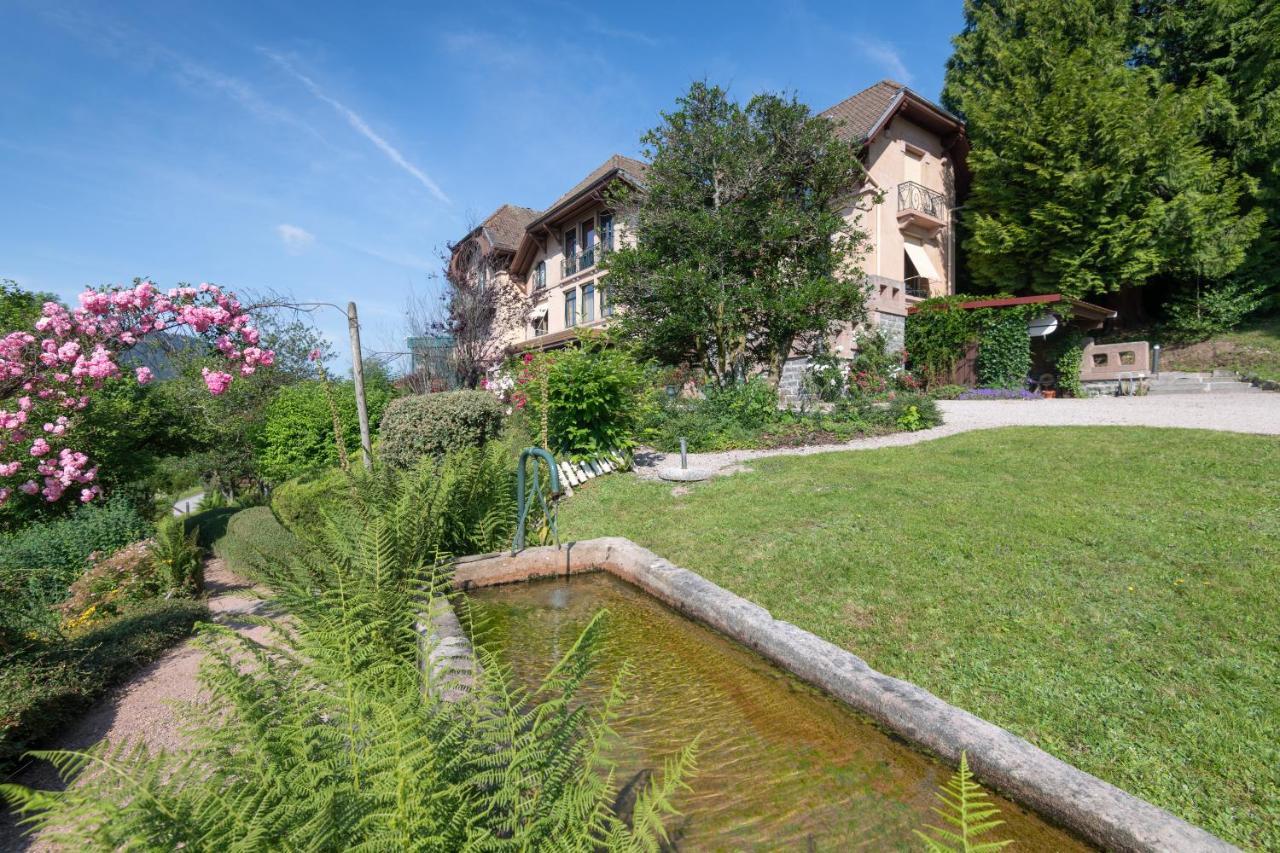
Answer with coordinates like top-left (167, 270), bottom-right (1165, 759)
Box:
top-left (518, 341), bottom-right (647, 459)
top-left (1051, 329), bottom-right (1087, 398)
top-left (151, 517), bottom-right (203, 597)
top-left (213, 506), bottom-right (308, 583)
top-left (0, 496), bottom-right (153, 642)
top-left (379, 390), bottom-right (505, 470)
top-left (271, 466), bottom-right (351, 535)
top-left (0, 598), bottom-right (206, 772)
top-left (3, 447), bottom-right (692, 850)
top-left (256, 376), bottom-right (396, 482)
top-left (904, 297), bottom-right (984, 387)
top-left (1162, 281), bottom-right (1265, 344)
top-left (976, 311), bottom-right (1032, 390)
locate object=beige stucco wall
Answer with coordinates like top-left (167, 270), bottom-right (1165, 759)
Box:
top-left (489, 112), bottom-right (958, 354)
top-left (521, 200), bottom-right (629, 344)
top-left (828, 115), bottom-right (957, 353)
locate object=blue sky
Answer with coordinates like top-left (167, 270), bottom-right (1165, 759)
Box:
top-left (0, 0), bottom-right (963, 371)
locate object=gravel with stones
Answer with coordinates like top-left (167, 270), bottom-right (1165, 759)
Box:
top-left (633, 394), bottom-right (1280, 480)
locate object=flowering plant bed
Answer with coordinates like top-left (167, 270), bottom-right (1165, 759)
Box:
top-left (956, 387), bottom-right (1041, 400)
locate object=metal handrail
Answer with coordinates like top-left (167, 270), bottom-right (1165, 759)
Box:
top-left (511, 447), bottom-right (561, 553)
top-left (897, 181), bottom-right (946, 219)
top-left (560, 239), bottom-right (613, 278)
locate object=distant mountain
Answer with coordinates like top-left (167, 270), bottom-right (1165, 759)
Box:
top-left (119, 332), bottom-right (208, 380)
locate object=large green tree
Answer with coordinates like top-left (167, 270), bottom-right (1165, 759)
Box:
top-left (1132, 0), bottom-right (1280, 301)
top-left (603, 82), bottom-right (870, 388)
top-left (943, 0), bottom-right (1263, 301)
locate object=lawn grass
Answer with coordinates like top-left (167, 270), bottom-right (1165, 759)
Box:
top-left (1164, 313), bottom-right (1280, 381)
top-left (559, 427), bottom-right (1280, 849)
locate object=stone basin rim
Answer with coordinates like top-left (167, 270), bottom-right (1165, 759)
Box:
top-left (450, 537), bottom-right (1237, 853)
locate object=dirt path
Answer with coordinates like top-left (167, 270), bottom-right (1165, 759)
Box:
top-left (0, 559), bottom-right (269, 852)
top-left (634, 394), bottom-right (1280, 479)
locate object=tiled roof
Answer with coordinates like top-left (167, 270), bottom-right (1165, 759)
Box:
top-left (819, 79), bottom-right (906, 143)
top-left (539, 154), bottom-right (648, 222)
top-left (479, 204), bottom-right (539, 252)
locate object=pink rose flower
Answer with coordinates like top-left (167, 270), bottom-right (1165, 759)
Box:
top-left (201, 368), bottom-right (233, 396)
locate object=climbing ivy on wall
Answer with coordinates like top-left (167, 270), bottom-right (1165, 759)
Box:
top-left (976, 312), bottom-right (1033, 389)
top-left (905, 295), bottom-right (1040, 388)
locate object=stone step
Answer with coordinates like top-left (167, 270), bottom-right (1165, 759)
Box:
top-left (1145, 381), bottom-right (1260, 395)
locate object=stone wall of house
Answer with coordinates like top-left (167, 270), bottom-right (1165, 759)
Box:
top-left (875, 309), bottom-right (906, 352)
top-left (779, 356), bottom-right (811, 405)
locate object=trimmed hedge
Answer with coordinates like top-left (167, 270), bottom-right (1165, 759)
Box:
top-left (378, 391), bottom-right (504, 470)
top-left (271, 467), bottom-right (350, 536)
top-left (0, 598), bottom-right (207, 771)
top-left (215, 507), bottom-right (306, 583)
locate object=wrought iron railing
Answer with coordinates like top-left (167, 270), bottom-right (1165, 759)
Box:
top-left (905, 277), bottom-right (931, 299)
top-left (897, 181), bottom-right (946, 220)
top-left (560, 238), bottom-right (613, 278)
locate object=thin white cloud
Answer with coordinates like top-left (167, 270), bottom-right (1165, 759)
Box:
top-left (852, 36), bottom-right (913, 84)
top-left (263, 50), bottom-right (451, 205)
top-left (276, 223), bottom-right (316, 254)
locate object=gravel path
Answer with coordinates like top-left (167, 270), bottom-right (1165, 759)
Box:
top-left (0, 560), bottom-right (270, 852)
top-left (171, 492), bottom-right (204, 516)
top-left (635, 394), bottom-right (1280, 479)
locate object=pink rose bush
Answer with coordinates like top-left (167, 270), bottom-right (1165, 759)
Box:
top-left (0, 280), bottom-right (272, 505)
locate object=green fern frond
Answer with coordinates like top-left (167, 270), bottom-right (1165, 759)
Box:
top-left (914, 752), bottom-right (1014, 853)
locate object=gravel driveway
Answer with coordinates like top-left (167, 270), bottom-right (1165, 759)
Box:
top-left (635, 394), bottom-right (1280, 479)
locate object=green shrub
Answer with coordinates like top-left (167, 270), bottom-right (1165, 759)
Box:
top-left (0, 598), bottom-right (206, 772)
top-left (379, 391), bottom-right (505, 470)
top-left (930, 384), bottom-right (968, 400)
top-left (847, 330), bottom-right (902, 398)
top-left (887, 393), bottom-right (942, 431)
top-left (215, 507), bottom-right (307, 583)
top-left (904, 296), bottom-right (984, 386)
top-left (0, 496), bottom-right (154, 642)
top-left (641, 378), bottom-right (779, 452)
top-left (518, 342), bottom-right (647, 458)
top-left (803, 353), bottom-right (845, 402)
top-left (58, 541), bottom-right (164, 631)
top-left (1051, 329), bottom-right (1087, 398)
top-left (1162, 281), bottom-right (1265, 343)
top-left (256, 377), bottom-right (395, 482)
top-left (906, 296), bottom-right (1038, 389)
top-left (271, 467), bottom-right (351, 536)
top-left (151, 517), bottom-right (203, 597)
top-left (703, 377), bottom-right (778, 429)
top-left (976, 311), bottom-right (1032, 389)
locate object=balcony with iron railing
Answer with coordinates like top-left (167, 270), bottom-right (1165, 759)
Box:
top-left (904, 277), bottom-right (931, 299)
top-left (897, 181), bottom-right (947, 232)
top-left (561, 236), bottom-right (613, 279)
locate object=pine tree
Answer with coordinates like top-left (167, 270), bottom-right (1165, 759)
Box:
top-left (1133, 0), bottom-right (1280, 301)
top-left (943, 0), bottom-right (1263, 301)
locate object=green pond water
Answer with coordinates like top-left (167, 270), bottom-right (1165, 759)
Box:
top-left (467, 572), bottom-right (1090, 852)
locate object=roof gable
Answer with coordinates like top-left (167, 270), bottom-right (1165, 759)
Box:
top-left (478, 203), bottom-right (539, 253)
top-left (820, 79), bottom-right (964, 146)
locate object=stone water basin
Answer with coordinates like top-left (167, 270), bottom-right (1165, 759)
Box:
top-left (467, 572), bottom-right (1089, 851)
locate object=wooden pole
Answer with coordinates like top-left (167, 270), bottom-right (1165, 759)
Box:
top-left (348, 301), bottom-right (373, 470)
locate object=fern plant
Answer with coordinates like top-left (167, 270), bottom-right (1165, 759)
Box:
top-left (915, 752), bottom-right (1013, 852)
top-left (2, 444), bottom-right (692, 851)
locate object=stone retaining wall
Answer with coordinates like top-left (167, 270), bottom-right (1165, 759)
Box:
top-left (453, 538), bottom-right (1238, 853)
